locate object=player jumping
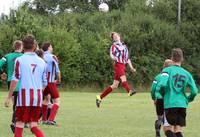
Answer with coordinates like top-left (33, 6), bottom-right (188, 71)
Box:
top-left (96, 32), bottom-right (136, 108)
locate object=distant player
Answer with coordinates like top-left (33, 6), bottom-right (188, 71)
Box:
top-left (4, 34), bottom-right (47, 137)
top-left (0, 40), bottom-right (23, 133)
top-left (155, 48), bottom-right (198, 137)
top-left (151, 59), bottom-right (173, 137)
top-left (96, 32), bottom-right (136, 108)
top-left (42, 42), bottom-right (61, 125)
top-left (35, 49), bottom-right (53, 121)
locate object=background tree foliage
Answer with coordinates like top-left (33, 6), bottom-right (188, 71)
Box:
top-left (0, 0), bottom-right (200, 88)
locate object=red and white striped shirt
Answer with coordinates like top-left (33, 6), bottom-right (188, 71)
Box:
top-left (110, 42), bottom-right (129, 64)
top-left (12, 52), bottom-right (47, 107)
top-left (43, 51), bottom-right (60, 83)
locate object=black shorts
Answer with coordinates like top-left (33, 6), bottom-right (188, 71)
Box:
top-left (165, 108), bottom-right (186, 127)
top-left (156, 99), bottom-right (164, 116)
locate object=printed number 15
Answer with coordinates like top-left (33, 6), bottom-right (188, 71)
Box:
top-left (173, 74), bottom-right (186, 88)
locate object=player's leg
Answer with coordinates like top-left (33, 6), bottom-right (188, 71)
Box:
top-left (41, 86), bottom-right (49, 123)
top-left (47, 83), bottom-right (60, 125)
top-left (10, 92), bottom-right (18, 133)
top-left (96, 80), bottom-right (120, 108)
top-left (14, 121), bottom-right (24, 137)
top-left (47, 95), bottom-right (52, 119)
top-left (174, 108), bottom-right (186, 137)
top-left (30, 107), bottom-right (45, 137)
top-left (120, 75), bottom-right (136, 96)
top-left (164, 126), bottom-right (176, 137)
top-left (47, 98), bottom-right (60, 125)
top-left (164, 108), bottom-right (178, 137)
top-left (155, 99), bottom-right (164, 137)
top-left (42, 96), bottom-right (49, 123)
top-left (30, 122), bottom-right (45, 137)
top-left (14, 106), bottom-right (26, 137)
top-left (174, 126), bottom-right (183, 137)
top-left (100, 80), bottom-right (120, 99)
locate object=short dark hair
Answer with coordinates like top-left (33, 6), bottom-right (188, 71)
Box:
top-left (35, 49), bottom-right (44, 58)
top-left (42, 42), bottom-right (51, 51)
top-left (22, 34), bottom-right (36, 50)
top-left (171, 48), bottom-right (183, 62)
top-left (13, 40), bottom-right (22, 50)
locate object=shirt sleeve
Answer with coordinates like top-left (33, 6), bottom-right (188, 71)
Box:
top-left (42, 64), bottom-right (47, 88)
top-left (150, 79), bottom-right (157, 100)
top-left (12, 59), bottom-right (20, 81)
top-left (155, 72), bottom-right (169, 99)
top-left (53, 56), bottom-right (60, 74)
top-left (0, 56), bottom-right (7, 72)
top-left (110, 44), bottom-right (116, 60)
top-left (187, 74), bottom-right (198, 102)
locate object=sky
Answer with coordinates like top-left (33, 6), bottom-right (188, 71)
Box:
top-left (0, 0), bottom-right (27, 15)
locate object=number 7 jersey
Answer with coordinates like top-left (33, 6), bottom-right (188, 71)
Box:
top-left (12, 52), bottom-right (47, 107)
top-left (155, 65), bottom-right (198, 109)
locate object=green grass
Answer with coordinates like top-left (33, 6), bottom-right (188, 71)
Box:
top-left (0, 90), bottom-right (199, 137)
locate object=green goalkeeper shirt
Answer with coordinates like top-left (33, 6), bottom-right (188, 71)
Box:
top-left (0, 52), bottom-right (23, 91)
top-left (155, 65), bottom-right (198, 109)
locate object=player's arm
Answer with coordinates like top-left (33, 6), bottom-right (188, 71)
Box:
top-left (42, 63), bottom-right (47, 90)
top-left (0, 56), bottom-right (7, 72)
top-left (53, 56), bottom-right (61, 83)
top-left (187, 74), bottom-right (198, 102)
top-left (151, 79), bottom-right (157, 100)
top-left (127, 59), bottom-right (136, 73)
top-left (154, 72), bottom-right (169, 99)
top-left (4, 59), bottom-right (20, 107)
top-left (110, 45), bottom-right (116, 60)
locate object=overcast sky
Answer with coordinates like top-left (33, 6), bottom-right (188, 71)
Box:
top-left (0, 0), bottom-right (27, 15)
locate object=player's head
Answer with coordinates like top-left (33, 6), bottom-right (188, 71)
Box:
top-left (35, 49), bottom-right (44, 58)
top-left (42, 42), bottom-right (53, 53)
top-left (22, 34), bottom-right (37, 52)
top-left (110, 32), bottom-right (121, 42)
top-left (163, 59), bottom-right (173, 68)
top-left (13, 40), bottom-right (23, 52)
top-left (171, 48), bottom-right (183, 63)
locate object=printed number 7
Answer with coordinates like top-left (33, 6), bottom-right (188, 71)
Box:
top-left (31, 64), bottom-right (37, 74)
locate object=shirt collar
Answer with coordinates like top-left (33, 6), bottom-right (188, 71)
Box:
top-left (24, 52), bottom-right (37, 55)
top-left (44, 51), bottom-right (51, 54)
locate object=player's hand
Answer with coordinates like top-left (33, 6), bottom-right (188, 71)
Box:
top-left (4, 97), bottom-right (11, 107)
top-left (55, 79), bottom-right (61, 84)
top-left (1, 73), bottom-right (7, 81)
top-left (154, 100), bottom-right (157, 106)
top-left (130, 68), bottom-right (136, 73)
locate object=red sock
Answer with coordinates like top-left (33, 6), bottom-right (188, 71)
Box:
top-left (42, 104), bottom-right (48, 121)
top-left (122, 81), bottom-right (131, 93)
top-left (100, 86), bottom-right (113, 99)
top-left (48, 104), bottom-right (59, 121)
top-left (14, 127), bottom-right (23, 137)
top-left (31, 127), bottom-right (45, 137)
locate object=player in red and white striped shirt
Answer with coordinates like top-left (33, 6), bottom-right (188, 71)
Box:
top-left (41, 42), bottom-right (61, 125)
top-left (96, 32), bottom-right (136, 108)
top-left (4, 34), bottom-right (47, 137)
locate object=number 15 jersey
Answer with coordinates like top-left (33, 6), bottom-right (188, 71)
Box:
top-left (155, 65), bottom-right (198, 109)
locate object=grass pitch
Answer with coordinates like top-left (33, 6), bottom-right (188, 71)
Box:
top-left (0, 89), bottom-right (199, 137)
